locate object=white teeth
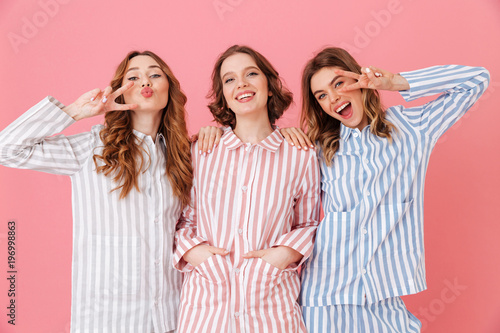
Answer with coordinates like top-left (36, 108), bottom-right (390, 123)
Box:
top-left (335, 102), bottom-right (350, 113)
top-left (238, 93), bottom-right (254, 100)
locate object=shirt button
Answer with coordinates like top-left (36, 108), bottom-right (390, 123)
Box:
top-left (242, 186), bottom-right (248, 192)
top-left (364, 159), bottom-right (369, 164)
top-left (154, 217), bottom-right (159, 224)
top-left (362, 269), bottom-right (367, 274)
top-left (235, 312), bottom-right (240, 318)
top-left (234, 268), bottom-right (240, 274)
top-left (366, 191), bottom-right (371, 196)
top-left (155, 259), bottom-right (160, 265)
top-left (237, 228), bottom-right (243, 234)
top-left (362, 228), bottom-right (367, 234)
top-left (353, 133), bottom-right (359, 138)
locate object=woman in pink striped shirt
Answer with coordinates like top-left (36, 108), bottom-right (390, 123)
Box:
top-left (173, 45), bottom-right (321, 332)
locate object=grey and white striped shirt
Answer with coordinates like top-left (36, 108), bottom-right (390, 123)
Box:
top-left (0, 97), bottom-right (182, 332)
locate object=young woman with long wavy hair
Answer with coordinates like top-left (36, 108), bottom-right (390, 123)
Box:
top-left (292, 47), bottom-right (490, 332)
top-left (0, 50), bottom-right (211, 332)
top-left (173, 45), bottom-right (321, 332)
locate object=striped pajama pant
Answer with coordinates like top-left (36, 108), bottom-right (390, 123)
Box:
top-left (302, 297), bottom-right (421, 333)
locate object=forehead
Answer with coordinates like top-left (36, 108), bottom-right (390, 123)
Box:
top-left (220, 53), bottom-right (259, 76)
top-left (127, 55), bottom-right (161, 70)
top-left (310, 66), bottom-right (343, 92)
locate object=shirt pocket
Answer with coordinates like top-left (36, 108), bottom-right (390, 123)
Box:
top-left (373, 200), bottom-right (414, 258)
top-left (93, 235), bottom-right (141, 295)
top-left (245, 258), bottom-right (299, 316)
top-left (193, 254), bottom-right (230, 283)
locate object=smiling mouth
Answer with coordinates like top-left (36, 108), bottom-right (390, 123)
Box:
top-left (334, 102), bottom-right (353, 118)
top-left (236, 92), bottom-right (255, 101)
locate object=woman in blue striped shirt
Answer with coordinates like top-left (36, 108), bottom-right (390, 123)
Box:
top-left (294, 47), bottom-right (489, 332)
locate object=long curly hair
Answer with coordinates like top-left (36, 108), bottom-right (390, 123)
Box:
top-left (300, 47), bottom-right (395, 166)
top-left (207, 45), bottom-right (293, 128)
top-left (92, 50), bottom-right (193, 205)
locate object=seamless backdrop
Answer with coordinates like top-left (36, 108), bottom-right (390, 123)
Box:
top-left (0, 0), bottom-right (499, 332)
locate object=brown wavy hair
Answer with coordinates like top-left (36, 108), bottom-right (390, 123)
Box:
top-left (93, 50), bottom-right (193, 205)
top-left (300, 47), bottom-right (395, 166)
top-left (207, 45), bottom-right (293, 128)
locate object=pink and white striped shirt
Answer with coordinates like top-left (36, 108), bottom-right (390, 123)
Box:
top-left (173, 127), bottom-right (321, 333)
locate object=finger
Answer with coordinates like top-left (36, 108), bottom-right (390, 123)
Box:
top-left (111, 81), bottom-right (134, 100)
top-left (242, 249), bottom-right (267, 258)
top-left (290, 128), bottom-right (309, 150)
top-left (196, 128), bottom-right (206, 154)
top-left (206, 130), bottom-right (217, 154)
top-left (280, 128), bottom-right (295, 146)
top-left (199, 129), bottom-right (209, 156)
top-left (89, 88), bottom-right (101, 102)
top-left (213, 128), bottom-right (222, 149)
top-left (208, 246), bottom-right (229, 255)
top-left (108, 103), bottom-right (138, 111)
top-left (333, 68), bottom-right (360, 80)
top-left (339, 82), bottom-right (362, 92)
top-left (101, 86), bottom-right (113, 103)
top-left (191, 134), bottom-right (199, 143)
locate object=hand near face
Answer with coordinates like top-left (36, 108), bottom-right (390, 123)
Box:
top-left (191, 126), bottom-right (224, 155)
top-left (63, 82), bottom-right (138, 121)
top-left (336, 66), bottom-right (410, 92)
top-left (242, 246), bottom-right (303, 270)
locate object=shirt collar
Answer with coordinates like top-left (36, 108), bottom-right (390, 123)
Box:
top-left (132, 129), bottom-right (166, 146)
top-left (340, 124), bottom-right (353, 141)
top-left (221, 127), bottom-right (283, 153)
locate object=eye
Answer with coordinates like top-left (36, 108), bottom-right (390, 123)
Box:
top-left (334, 81), bottom-right (344, 88)
top-left (247, 71), bottom-right (258, 77)
top-left (127, 76), bottom-right (138, 81)
top-left (317, 93), bottom-right (326, 100)
top-left (150, 73), bottom-right (162, 79)
top-left (224, 77), bottom-right (234, 84)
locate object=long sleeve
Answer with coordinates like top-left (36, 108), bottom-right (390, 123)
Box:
top-left (398, 65), bottom-right (490, 142)
top-left (272, 150), bottom-right (321, 267)
top-left (0, 96), bottom-right (94, 175)
top-left (173, 143), bottom-right (208, 272)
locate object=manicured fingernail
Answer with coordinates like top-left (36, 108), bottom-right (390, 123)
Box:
top-left (90, 97), bottom-right (95, 101)
top-left (207, 150), bottom-right (211, 154)
top-left (290, 142), bottom-right (295, 146)
top-left (102, 97), bottom-right (107, 103)
top-left (310, 145), bottom-right (315, 148)
top-left (304, 147), bottom-right (309, 150)
top-left (199, 150), bottom-right (202, 155)
top-left (203, 152), bottom-right (206, 157)
top-left (365, 68), bottom-right (371, 73)
top-left (375, 72), bottom-right (382, 77)
top-left (297, 146), bottom-right (301, 149)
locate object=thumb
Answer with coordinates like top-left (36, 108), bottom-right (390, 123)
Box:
top-left (242, 249), bottom-right (267, 259)
top-left (208, 246), bottom-right (229, 255)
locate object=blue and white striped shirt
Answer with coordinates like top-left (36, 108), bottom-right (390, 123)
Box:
top-left (300, 65), bottom-right (490, 306)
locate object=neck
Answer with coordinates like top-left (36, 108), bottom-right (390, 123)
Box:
top-left (233, 111), bottom-right (274, 144)
top-left (131, 109), bottom-right (163, 140)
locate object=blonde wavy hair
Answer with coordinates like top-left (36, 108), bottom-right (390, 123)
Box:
top-left (93, 50), bottom-right (193, 205)
top-left (300, 47), bottom-right (395, 166)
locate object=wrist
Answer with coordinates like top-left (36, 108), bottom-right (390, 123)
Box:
top-left (62, 103), bottom-right (83, 121)
top-left (392, 74), bottom-right (410, 91)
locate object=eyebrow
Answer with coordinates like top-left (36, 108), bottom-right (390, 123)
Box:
top-left (221, 66), bottom-right (261, 80)
top-left (312, 75), bottom-right (340, 96)
top-left (126, 65), bottom-right (162, 73)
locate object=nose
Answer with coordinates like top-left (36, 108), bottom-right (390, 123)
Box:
top-left (329, 89), bottom-right (340, 103)
top-left (236, 76), bottom-right (248, 89)
top-left (141, 77), bottom-right (151, 87)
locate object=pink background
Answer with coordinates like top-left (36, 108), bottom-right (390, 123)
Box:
top-left (0, 0), bottom-right (499, 332)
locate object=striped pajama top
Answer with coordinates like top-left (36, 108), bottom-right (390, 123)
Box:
top-left (0, 97), bottom-right (183, 332)
top-left (173, 128), bottom-right (321, 332)
top-left (300, 65), bottom-right (490, 307)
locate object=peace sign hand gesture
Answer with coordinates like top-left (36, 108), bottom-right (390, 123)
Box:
top-left (336, 66), bottom-right (410, 93)
top-left (63, 81), bottom-right (138, 121)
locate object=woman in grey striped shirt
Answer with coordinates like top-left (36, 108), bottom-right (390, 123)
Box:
top-left (0, 50), bottom-right (211, 332)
